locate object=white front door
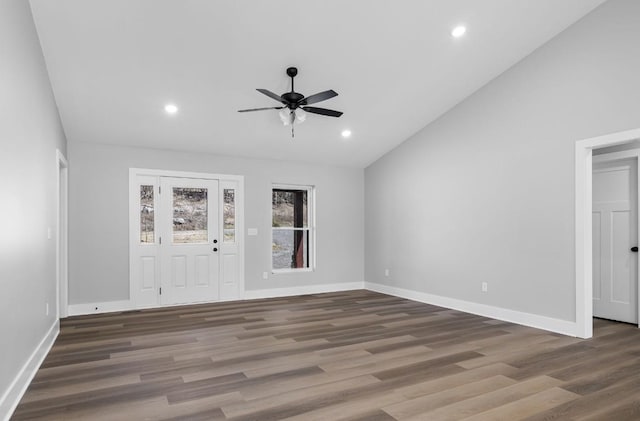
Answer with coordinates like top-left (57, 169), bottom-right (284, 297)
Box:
top-left (159, 177), bottom-right (220, 305)
top-left (593, 159), bottom-right (638, 324)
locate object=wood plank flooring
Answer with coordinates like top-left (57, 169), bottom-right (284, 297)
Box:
top-left (12, 290), bottom-right (640, 420)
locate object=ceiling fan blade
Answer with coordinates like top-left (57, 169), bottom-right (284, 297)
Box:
top-left (257, 89), bottom-right (286, 104)
top-left (299, 90), bottom-right (338, 106)
top-left (302, 106), bottom-right (343, 118)
top-left (238, 106), bottom-right (284, 112)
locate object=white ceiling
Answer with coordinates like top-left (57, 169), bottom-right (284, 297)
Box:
top-left (30, 0), bottom-right (606, 168)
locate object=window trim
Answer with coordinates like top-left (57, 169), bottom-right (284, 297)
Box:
top-left (271, 183), bottom-right (315, 274)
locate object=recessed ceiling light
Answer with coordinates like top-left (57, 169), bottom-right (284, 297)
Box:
top-left (164, 104), bottom-right (178, 114)
top-left (451, 25), bottom-right (466, 38)
top-left (341, 129), bottom-right (352, 138)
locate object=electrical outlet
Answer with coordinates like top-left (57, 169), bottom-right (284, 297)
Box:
top-left (262, 272), bottom-right (268, 280)
top-left (481, 282), bottom-right (488, 293)
top-left (384, 269), bottom-right (390, 277)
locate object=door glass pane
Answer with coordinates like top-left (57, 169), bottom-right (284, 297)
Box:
top-left (272, 189), bottom-right (308, 228)
top-left (173, 187), bottom-right (208, 243)
top-left (223, 189), bottom-right (235, 243)
top-left (140, 185), bottom-right (154, 243)
top-left (272, 229), bottom-right (309, 269)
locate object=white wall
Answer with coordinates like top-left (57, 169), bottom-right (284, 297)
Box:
top-left (0, 0), bottom-right (67, 417)
top-left (68, 141), bottom-right (364, 304)
top-left (365, 0), bottom-right (640, 323)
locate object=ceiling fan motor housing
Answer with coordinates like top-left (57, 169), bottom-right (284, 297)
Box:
top-left (282, 92), bottom-right (304, 108)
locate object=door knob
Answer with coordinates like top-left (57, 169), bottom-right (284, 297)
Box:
top-left (213, 239), bottom-right (218, 244)
top-left (213, 247), bottom-right (218, 252)
top-left (631, 246), bottom-right (638, 252)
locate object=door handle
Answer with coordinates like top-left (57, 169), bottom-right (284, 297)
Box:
top-left (631, 246), bottom-right (638, 252)
top-left (213, 247), bottom-right (218, 252)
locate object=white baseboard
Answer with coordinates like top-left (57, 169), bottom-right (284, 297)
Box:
top-left (60, 282), bottom-right (580, 336)
top-left (66, 284), bottom-right (366, 314)
top-left (67, 300), bottom-right (133, 316)
top-left (0, 320), bottom-right (59, 421)
top-left (365, 282), bottom-right (578, 337)
top-left (244, 282), bottom-right (365, 300)
top-left (65, 283), bottom-right (577, 336)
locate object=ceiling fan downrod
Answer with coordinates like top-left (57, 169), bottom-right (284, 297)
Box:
top-left (287, 67), bottom-right (297, 94)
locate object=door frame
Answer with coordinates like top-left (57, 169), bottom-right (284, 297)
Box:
top-left (592, 152), bottom-right (639, 324)
top-left (56, 149), bottom-right (69, 318)
top-left (128, 168), bottom-right (245, 308)
top-left (575, 127), bottom-right (640, 338)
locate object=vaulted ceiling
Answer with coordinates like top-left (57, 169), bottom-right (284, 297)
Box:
top-left (30, 0), bottom-right (606, 168)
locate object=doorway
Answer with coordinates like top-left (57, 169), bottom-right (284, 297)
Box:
top-left (575, 128), bottom-right (640, 338)
top-left (592, 156), bottom-right (638, 324)
top-left (129, 169), bottom-right (244, 309)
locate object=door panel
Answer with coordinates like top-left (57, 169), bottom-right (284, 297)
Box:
top-left (612, 210), bottom-right (633, 304)
top-left (141, 256), bottom-right (156, 290)
top-left (195, 255), bottom-right (210, 286)
top-left (160, 177), bottom-right (219, 305)
top-left (593, 159), bottom-right (638, 323)
top-left (171, 255), bottom-right (187, 288)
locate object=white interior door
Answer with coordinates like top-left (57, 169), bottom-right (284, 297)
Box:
top-left (159, 177), bottom-right (220, 305)
top-left (593, 159), bottom-right (638, 323)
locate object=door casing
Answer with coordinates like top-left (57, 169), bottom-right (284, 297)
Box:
top-left (56, 149), bottom-right (69, 318)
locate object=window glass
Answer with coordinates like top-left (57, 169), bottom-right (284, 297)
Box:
top-left (223, 189), bottom-right (235, 243)
top-left (140, 185), bottom-right (154, 243)
top-left (172, 187), bottom-right (208, 243)
top-left (272, 229), bottom-right (308, 270)
top-left (272, 189), bottom-right (308, 228)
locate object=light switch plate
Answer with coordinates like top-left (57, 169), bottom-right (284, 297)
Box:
top-left (247, 228), bottom-right (258, 236)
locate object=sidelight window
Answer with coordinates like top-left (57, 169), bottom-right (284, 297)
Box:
top-left (140, 185), bottom-right (155, 243)
top-left (223, 188), bottom-right (236, 243)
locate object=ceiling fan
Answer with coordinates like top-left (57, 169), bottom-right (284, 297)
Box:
top-left (238, 67), bottom-right (343, 138)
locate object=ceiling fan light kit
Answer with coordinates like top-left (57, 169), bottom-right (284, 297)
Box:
top-left (279, 108), bottom-right (306, 126)
top-left (238, 67), bottom-right (343, 138)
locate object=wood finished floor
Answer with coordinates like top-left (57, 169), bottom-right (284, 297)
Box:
top-left (12, 290), bottom-right (640, 420)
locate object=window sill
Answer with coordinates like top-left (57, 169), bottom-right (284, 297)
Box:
top-left (272, 268), bottom-right (314, 275)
